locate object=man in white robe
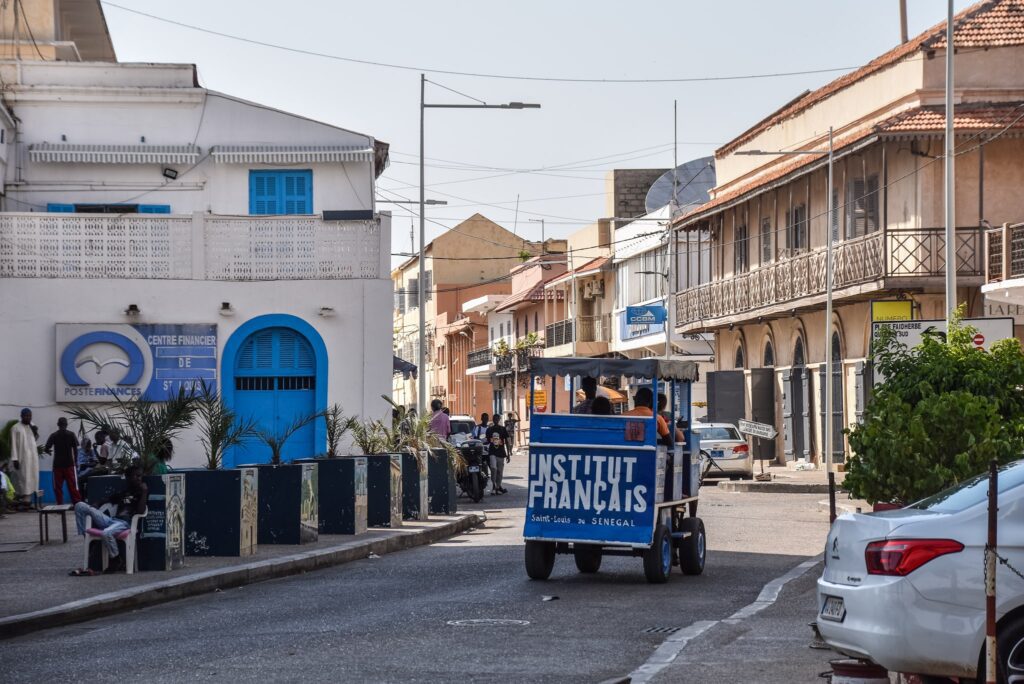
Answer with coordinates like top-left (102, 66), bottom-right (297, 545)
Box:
top-left (10, 408), bottom-right (40, 506)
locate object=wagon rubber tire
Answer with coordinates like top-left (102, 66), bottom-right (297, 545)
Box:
top-left (677, 517), bottom-right (706, 576)
top-left (525, 541), bottom-right (555, 580)
top-left (642, 524), bottom-right (673, 584)
top-left (573, 544), bottom-right (602, 574)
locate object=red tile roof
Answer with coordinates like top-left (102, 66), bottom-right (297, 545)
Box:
top-left (495, 280), bottom-right (566, 312)
top-left (717, 0), bottom-right (1024, 158)
top-left (679, 101), bottom-right (1024, 224)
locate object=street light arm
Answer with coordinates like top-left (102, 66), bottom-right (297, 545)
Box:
top-left (424, 103), bottom-right (541, 109)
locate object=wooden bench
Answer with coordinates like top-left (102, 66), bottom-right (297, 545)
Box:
top-left (38, 504), bottom-right (73, 544)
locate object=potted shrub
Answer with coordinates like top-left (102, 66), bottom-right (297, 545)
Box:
top-left (68, 388), bottom-right (196, 570)
top-left (182, 384), bottom-right (260, 556)
top-left (246, 413), bottom-right (321, 545)
top-left (385, 398), bottom-right (459, 521)
top-left (297, 405), bottom-right (366, 535)
top-left (352, 419), bottom-right (402, 528)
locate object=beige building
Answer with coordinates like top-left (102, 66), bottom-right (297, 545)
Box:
top-left (673, 0), bottom-right (1024, 465)
top-left (391, 213), bottom-right (545, 412)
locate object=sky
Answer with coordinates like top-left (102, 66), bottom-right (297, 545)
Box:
top-left (101, 0), bottom-right (976, 267)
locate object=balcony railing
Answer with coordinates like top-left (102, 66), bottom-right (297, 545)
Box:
top-left (544, 314), bottom-right (613, 348)
top-left (495, 345), bottom-right (544, 376)
top-left (985, 223), bottom-right (1024, 282)
top-left (675, 227), bottom-right (982, 327)
top-left (0, 212), bottom-right (383, 280)
top-left (467, 346), bottom-right (493, 369)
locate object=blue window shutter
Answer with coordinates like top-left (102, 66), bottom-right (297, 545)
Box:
top-left (138, 204), bottom-right (171, 214)
top-left (47, 203), bottom-right (75, 212)
top-left (249, 170), bottom-right (311, 215)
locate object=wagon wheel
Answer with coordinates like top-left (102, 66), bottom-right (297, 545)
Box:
top-left (573, 544), bottom-right (602, 574)
top-left (642, 524), bottom-right (672, 584)
top-left (677, 517), bottom-right (706, 575)
top-left (525, 540), bottom-right (555, 580)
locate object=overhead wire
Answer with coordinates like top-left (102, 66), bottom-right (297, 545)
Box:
top-left (101, 1), bottom-right (864, 85)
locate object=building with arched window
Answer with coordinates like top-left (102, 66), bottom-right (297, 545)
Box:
top-left (0, 2), bottom-right (393, 497)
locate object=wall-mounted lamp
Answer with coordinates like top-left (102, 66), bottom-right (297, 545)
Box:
top-left (61, 134), bottom-right (67, 142)
top-left (319, 307), bottom-right (336, 318)
top-left (219, 302), bottom-right (234, 317)
top-left (140, 136), bottom-right (146, 143)
top-left (124, 304), bottom-right (141, 316)
top-left (162, 167), bottom-right (179, 180)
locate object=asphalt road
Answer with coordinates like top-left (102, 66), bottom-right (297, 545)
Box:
top-left (2, 459), bottom-right (836, 683)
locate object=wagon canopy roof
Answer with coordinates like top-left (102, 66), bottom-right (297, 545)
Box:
top-left (529, 357), bottom-right (700, 383)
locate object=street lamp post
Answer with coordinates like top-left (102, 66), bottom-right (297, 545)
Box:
top-left (737, 127), bottom-right (836, 472)
top-left (418, 74), bottom-right (540, 415)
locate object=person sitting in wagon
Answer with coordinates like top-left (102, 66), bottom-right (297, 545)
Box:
top-left (624, 387), bottom-right (683, 444)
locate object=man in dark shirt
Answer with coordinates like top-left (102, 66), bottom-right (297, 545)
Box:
top-left (45, 417), bottom-right (81, 505)
top-left (74, 465), bottom-right (148, 573)
top-left (485, 415), bottom-right (511, 495)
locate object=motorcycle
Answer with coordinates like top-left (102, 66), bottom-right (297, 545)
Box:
top-left (452, 434), bottom-right (489, 503)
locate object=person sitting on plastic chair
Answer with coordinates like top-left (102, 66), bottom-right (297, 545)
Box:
top-left (73, 464), bottom-right (148, 574)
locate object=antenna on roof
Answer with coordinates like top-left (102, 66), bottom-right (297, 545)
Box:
top-left (899, 0), bottom-right (909, 43)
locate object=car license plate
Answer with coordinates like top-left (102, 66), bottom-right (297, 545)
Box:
top-left (468, 466), bottom-right (480, 473)
top-left (711, 449), bottom-right (724, 459)
top-left (820, 595), bottom-right (846, 622)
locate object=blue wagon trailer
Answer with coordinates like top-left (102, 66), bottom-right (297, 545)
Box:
top-left (523, 357), bottom-right (705, 583)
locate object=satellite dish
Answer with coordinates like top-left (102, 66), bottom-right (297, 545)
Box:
top-left (645, 157), bottom-right (716, 214)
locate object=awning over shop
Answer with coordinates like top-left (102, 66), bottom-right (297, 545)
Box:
top-left (393, 355), bottom-right (417, 379)
top-left (211, 145), bottom-right (375, 164)
top-left (29, 143), bottom-right (200, 164)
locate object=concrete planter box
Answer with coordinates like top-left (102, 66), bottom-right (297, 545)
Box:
top-left (247, 463), bottom-right (318, 545)
top-left (84, 473), bottom-right (185, 571)
top-left (182, 468), bottom-right (258, 557)
top-left (428, 448), bottom-right (457, 515)
top-left (366, 454), bottom-right (402, 528)
top-left (401, 451), bottom-right (429, 521)
top-left (296, 457), bottom-right (367, 535)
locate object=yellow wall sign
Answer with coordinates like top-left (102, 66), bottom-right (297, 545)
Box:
top-left (871, 300), bottom-right (913, 322)
top-left (531, 389), bottom-right (548, 412)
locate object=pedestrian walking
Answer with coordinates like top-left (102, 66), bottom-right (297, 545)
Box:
top-left (473, 413), bottom-right (489, 440)
top-left (485, 414), bottom-right (511, 495)
top-left (9, 408), bottom-right (40, 509)
top-left (44, 417), bottom-right (81, 505)
top-left (428, 399), bottom-right (451, 441)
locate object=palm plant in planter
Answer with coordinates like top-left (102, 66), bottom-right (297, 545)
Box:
top-left (195, 382), bottom-right (259, 470)
top-left (323, 404), bottom-right (358, 459)
top-left (254, 411), bottom-right (322, 466)
top-left (67, 386), bottom-right (198, 475)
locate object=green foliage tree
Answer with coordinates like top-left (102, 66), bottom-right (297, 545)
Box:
top-left (845, 310), bottom-right (1024, 505)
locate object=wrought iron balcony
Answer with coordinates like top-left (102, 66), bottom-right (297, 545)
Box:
top-left (467, 346), bottom-right (493, 369)
top-left (495, 353), bottom-right (514, 376)
top-left (985, 223), bottom-right (1024, 283)
top-left (675, 227), bottom-right (982, 330)
top-left (544, 314), bottom-right (612, 348)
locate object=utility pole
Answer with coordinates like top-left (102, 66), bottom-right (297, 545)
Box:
top-left (665, 100), bottom-right (678, 361)
top-left (824, 127), bottom-right (835, 474)
top-left (944, 0), bottom-right (957, 326)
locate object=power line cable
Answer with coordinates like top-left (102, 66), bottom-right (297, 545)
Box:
top-left (101, 1), bottom-right (864, 85)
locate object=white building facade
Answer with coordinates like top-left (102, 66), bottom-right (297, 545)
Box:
top-left (0, 36), bottom-right (391, 496)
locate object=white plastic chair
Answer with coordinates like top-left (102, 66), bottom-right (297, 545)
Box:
top-left (81, 508), bottom-right (147, 575)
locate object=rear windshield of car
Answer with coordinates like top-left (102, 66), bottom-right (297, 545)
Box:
top-left (450, 420), bottom-right (474, 435)
top-left (694, 426), bottom-right (740, 441)
top-left (908, 460), bottom-right (1024, 513)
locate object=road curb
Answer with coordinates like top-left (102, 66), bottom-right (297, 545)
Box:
top-left (0, 512), bottom-right (485, 640)
top-left (817, 499), bottom-right (864, 515)
top-left (716, 481), bottom-right (835, 494)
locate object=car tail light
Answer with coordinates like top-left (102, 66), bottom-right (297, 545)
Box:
top-left (732, 444), bottom-right (749, 454)
top-left (865, 539), bottom-right (964, 576)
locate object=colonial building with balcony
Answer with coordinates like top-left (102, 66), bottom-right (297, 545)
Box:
top-left (673, 0), bottom-right (1024, 466)
top-left (0, 0), bottom-right (393, 486)
top-left (542, 220), bottom-right (614, 360)
top-left (390, 214), bottom-right (540, 410)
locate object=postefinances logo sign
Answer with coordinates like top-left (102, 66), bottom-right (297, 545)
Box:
top-left (56, 323), bottom-right (217, 402)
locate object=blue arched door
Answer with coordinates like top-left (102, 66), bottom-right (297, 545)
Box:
top-left (233, 327), bottom-right (317, 464)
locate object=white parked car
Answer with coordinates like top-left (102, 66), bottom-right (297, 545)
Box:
top-left (692, 423), bottom-right (752, 479)
top-left (817, 460), bottom-right (1024, 680)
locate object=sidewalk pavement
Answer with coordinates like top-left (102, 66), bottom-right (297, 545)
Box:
top-left (714, 464), bottom-right (847, 493)
top-left (0, 506), bottom-right (483, 639)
